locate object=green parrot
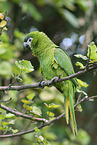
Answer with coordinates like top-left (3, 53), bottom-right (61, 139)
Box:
top-left (23, 31), bottom-right (78, 135)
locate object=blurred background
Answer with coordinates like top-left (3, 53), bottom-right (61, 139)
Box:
top-left (0, 0), bottom-right (97, 144)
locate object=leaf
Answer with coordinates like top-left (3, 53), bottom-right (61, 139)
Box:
top-left (9, 120), bottom-right (15, 124)
top-left (0, 61), bottom-right (12, 75)
top-left (35, 135), bottom-right (44, 143)
top-left (77, 129), bottom-right (90, 145)
top-left (60, 9), bottom-right (79, 28)
top-left (21, 99), bottom-right (30, 104)
top-left (27, 92), bottom-right (35, 100)
top-left (22, 2), bottom-right (42, 21)
top-left (77, 79), bottom-right (89, 88)
top-left (34, 127), bottom-right (40, 132)
top-left (31, 106), bottom-right (42, 116)
top-left (87, 42), bottom-right (97, 62)
top-left (76, 104), bottom-right (82, 112)
top-left (12, 129), bottom-right (18, 134)
top-left (0, 13), bottom-right (4, 20)
top-left (0, 127), bottom-right (3, 130)
top-left (6, 113), bottom-right (15, 118)
top-left (1, 122), bottom-right (10, 125)
top-left (23, 104), bottom-right (32, 111)
top-left (0, 20), bottom-right (7, 28)
top-left (47, 111), bottom-right (54, 117)
top-left (15, 60), bottom-right (34, 73)
top-left (74, 54), bottom-right (88, 60)
top-left (75, 62), bottom-right (85, 69)
top-left (44, 103), bottom-right (60, 110)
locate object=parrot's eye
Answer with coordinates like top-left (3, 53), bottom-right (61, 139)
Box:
top-left (27, 37), bottom-right (33, 42)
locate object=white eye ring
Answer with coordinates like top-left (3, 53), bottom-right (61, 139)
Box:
top-left (27, 37), bottom-right (33, 43)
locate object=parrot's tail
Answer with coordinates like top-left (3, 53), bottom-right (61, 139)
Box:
top-left (64, 81), bottom-right (78, 136)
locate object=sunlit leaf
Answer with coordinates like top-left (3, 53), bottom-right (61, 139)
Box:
top-left (0, 20), bottom-right (7, 28)
top-left (47, 111), bottom-right (54, 117)
top-left (35, 135), bottom-right (44, 143)
top-left (9, 120), bottom-right (15, 124)
top-left (27, 92), bottom-right (35, 100)
top-left (31, 106), bottom-right (42, 116)
top-left (15, 60), bottom-right (34, 73)
top-left (0, 127), bottom-right (3, 130)
top-left (34, 127), bottom-right (40, 132)
top-left (75, 62), bottom-right (85, 69)
top-left (1, 122), bottom-right (10, 125)
top-left (77, 79), bottom-right (88, 88)
top-left (6, 113), bottom-right (15, 118)
top-left (44, 103), bottom-right (60, 110)
top-left (0, 13), bottom-right (4, 20)
top-left (23, 104), bottom-right (32, 111)
top-left (0, 114), bottom-right (6, 119)
top-left (21, 99), bottom-right (30, 104)
top-left (12, 129), bottom-right (18, 134)
top-left (74, 54), bottom-right (88, 60)
top-left (87, 42), bottom-right (97, 62)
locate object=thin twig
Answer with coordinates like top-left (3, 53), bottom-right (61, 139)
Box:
top-left (0, 95), bottom-right (91, 139)
top-left (0, 103), bottom-right (48, 123)
top-left (0, 64), bottom-right (97, 91)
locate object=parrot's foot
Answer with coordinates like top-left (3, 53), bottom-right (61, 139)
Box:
top-left (48, 77), bottom-right (59, 85)
top-left (39, 81), bottom-right (46, 88)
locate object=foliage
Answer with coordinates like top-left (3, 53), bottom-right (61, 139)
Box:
top-left (0, 0), bottom-right (97, 144)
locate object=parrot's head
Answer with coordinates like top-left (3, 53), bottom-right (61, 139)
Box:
top-left (23, 33), bottom-right (34, 51)
top-left (23, 31), bottom-right (55, 56)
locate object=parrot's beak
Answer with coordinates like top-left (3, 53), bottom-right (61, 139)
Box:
top-left (23, 42), bottom-right (31, 51)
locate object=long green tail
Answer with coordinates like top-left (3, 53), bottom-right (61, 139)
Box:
top-left (64, 81), bottom-right (77, 136)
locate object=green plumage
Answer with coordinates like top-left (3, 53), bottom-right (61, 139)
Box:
top-left (24, 31), bottom-right (78, 135)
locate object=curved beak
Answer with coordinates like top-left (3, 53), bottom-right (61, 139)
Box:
top-left (23, 42), bottom-right (31, 51)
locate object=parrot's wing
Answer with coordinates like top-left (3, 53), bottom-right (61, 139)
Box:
top-left (54, 48), bottom-right (77, 86)
top-left (54, 48), bottom-right (78, 135)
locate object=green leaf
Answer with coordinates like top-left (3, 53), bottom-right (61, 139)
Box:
top-left (6, 113), bottom-right (15, 118)
top-left (34, 127), bottom-right (40, 132)
top-left (77, 129), bottom-right (90, 145)
top-left (15, 60), bottom-right (34, 73)
top-left (77, 79), bottom-right (89, 88)
top-left (35, 135), bottom-right (44, 143)
top-left (47, 111), bottom-right (54, 117)
top-left (0, 61), bottom-right (12, 75)
top-left (44, 103), bottom-right (60, 110)
top-left (0, 127), bottom-right (3, 130)
top-left (9, 120), bottom-right (15, 124)
top-left (75, 62), bottom-right (85, 69)
top-left (27, 92), bottom-right (35, 100)
top-left (0, 114), bottom-right (6, 119)
top-left (23, 104), bottom-right (32, 111)
top-left (22, 2), bottom-right (42, 21)
top-left (60, 9), bottom-right (79, 28)
top-left (12, 129), bottom-right (18, 134)
top-left (1, 122), bottom-right (10, 125)
top-left (87, 42), bottom-right (97, 62)
top-left (21, 99), bottom-right (30, 104)
top-left (74, 54), bottom-right (88, 60)
top-left (76, 104), bottom-right (82, 112)
top-left (31, 106), bottom-right (42, 116)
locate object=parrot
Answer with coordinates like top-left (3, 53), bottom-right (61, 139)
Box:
top-left (23, 31), bottom-right (78, 135)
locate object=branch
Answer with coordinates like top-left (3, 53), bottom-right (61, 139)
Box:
top-left (0, 64), bottom-right (97, 91)
top-left (0, 95), bottom-right (94, 138)
top-left (0, 103), bottom-right (48, 123)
